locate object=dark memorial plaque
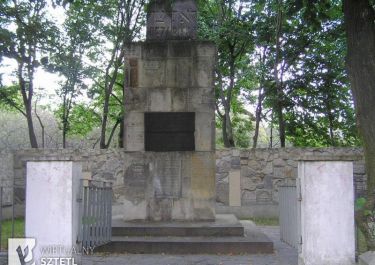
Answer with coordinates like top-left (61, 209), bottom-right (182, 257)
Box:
top-left (147, 0), bottom-right (197, 40)
top-left (145, 112), bottom-right (195, 151)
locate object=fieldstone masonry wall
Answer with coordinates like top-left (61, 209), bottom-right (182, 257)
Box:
top-left (0, 147), bottom-right (366, 219)
top-left (216, 148), bottom-right (366, 208)
top-left (0, 149), bottom-right (14, 205)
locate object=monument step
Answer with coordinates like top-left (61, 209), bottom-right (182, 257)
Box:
top-left (96, 220), bottom-right (274, 255)
top-left (112, 214), bottom-right (244, 237)
top-left (112, 225), bottom-right (244, 237)
top-left (95, 235), bottom-right (273, 255)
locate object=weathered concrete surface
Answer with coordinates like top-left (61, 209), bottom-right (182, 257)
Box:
top-left (112, 214), bottom-right (244, 237)
top-left (95, 220), bottom-right (273, 255)
top-left (146, 0), bottom-right (197, 40)
top-left (123, 41), bottom-right (216, 153)
top-left (122, 38), bottom-right (216, 221)
top-left (25, 161), bottom-right (81, 264)
top-left (112, 152), bottom-right (215, 221)
top-left (299, 161), bottom-right (355, 265)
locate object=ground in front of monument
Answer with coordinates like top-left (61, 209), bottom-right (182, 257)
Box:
top-left (81, 224), bottom-right (297, 265)
top-left (0, 223), bottom-right (297, 265)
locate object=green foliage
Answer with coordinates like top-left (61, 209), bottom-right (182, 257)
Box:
top-left (55, 104), bottom-right (101, 137)
top-left (0, 0), bottom-right (60, 62)
top-left (0, 84), bottom-right (23, 112)
top-left (1, 218), bottom-right (25, 250)
top-left (249, 217), bottom-right (279, 226)
top-left (356, 197), bottom-right (375, 219)
top-left (0, 0), bottom-right (362, 149)
top-left (247, 0), bottom-right (358, 147)
top-left (199, 0), bottom-right (360, 148)
top-left (283, 1), bottom-right (359, 147)
top-left (356, 197), bottom-right (367, 211)
top-left (198, 0), bottom-right (256, 147)
top-left (355, 196), bottom-right (375, 252)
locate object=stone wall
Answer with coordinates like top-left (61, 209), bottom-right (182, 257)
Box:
top-left (0, 149), bottom-right (14, 205)
top-left (216, 148), bottom-right (366, 209)
top-left (0, 147), bottom-right (366, 219)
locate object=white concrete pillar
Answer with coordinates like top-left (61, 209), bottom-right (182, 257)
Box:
top-left (26, 161), bottom-right (81, 265)
top-left (298, 161), bottom-right (355, 265)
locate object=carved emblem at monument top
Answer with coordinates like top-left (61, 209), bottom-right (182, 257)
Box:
top-left (147, 0), bottom-right (197, 40)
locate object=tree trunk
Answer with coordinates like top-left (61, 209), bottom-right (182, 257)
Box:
top-left (100, 93), bottom-right (110, 149)
top-left (274, 0), bottom-right (286, 148)
top-left (326, 105), bottom-right (336, 146)
top-left (222, 53), bottom-right (236, 148)
top-left (276, 100), bottom-right (285, 147)
top-left (62, 125), bottom-right (67, 148)
top-left (343, 0), bottom-right (375, 250)
top-left (222, 106), bottom-right (235, 148)
top-left (34, 101), bottom-right (45, 148)
top-left (222, 114), bottom-right (230, 147)
top-left (269, 110), bottom-right (274, 148)
top-left (100, 50), bottom-right (124, 149)
top-left (118, 117), bottom-right (124, 148)
top-left (253, 87), bottom-right (264, 148)
top-left (19, 68), bottom-right (38, 148)
top-left (25, 102), bottom-right (38, 148)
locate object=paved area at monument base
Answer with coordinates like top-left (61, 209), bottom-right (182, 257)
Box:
top-left (84, 225), bottom-right (297, 265)
top-left (0, 226), bottom-right (297, 265)
top-left (96, 218), bottom-right (273, 255)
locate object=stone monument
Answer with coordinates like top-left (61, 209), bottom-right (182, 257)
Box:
top-left (96, 1), bottom-right (273, 253)
top-left (122, 0), bottom-right (216, 221)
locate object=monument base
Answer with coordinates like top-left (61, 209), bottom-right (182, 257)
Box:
top-left (113, 151), bottom-right (216, 222)
top-left (95, 215), bottom-right (273, 254)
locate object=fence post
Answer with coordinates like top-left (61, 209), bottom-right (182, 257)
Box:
top-left (77, 180), bottom-right (83, 247)
top-left (81, 181), bottom-right (88, 249)
top-left (11, 186), bottom-right (15, 238)
top-left (0, 186), bottom-right (3, 251)
top-left (109, 183), bottom-right (112, 242)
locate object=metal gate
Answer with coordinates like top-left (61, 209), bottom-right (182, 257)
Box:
top-left (279, 184), bottom-right (300, 249)
top-left (77, 180), bottom-right (112, 250)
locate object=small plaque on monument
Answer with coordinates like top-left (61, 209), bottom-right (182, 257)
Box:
top-left (147, 0), bottom-right (197, 40)
top-left (154, 158), bottom-right (182, 198)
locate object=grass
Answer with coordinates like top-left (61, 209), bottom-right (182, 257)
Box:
top-left (357, 228), bottom-right (369, 254)
top-left (0, 218), bottom-right (25, 251)
top-left (249, 217), bottom-right (279, 226)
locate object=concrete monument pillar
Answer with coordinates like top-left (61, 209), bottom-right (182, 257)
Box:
top-left (121, 0), bottom-right (217, 221)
